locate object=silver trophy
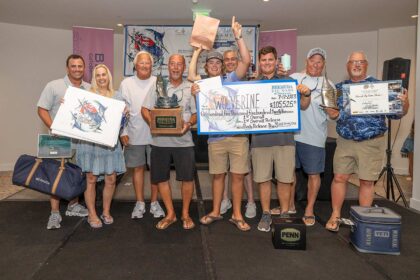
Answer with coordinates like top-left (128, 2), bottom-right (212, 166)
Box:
top-left (320, 68), bottom-right (338, 110)
top-left (155, 73), bottom-right (179, 108)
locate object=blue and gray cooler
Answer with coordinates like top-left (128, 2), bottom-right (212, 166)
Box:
top-left (350, 206), bottom-right (401, 255)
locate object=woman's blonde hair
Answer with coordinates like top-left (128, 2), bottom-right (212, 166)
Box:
top-left (90, 64), bottom-right (115, 97)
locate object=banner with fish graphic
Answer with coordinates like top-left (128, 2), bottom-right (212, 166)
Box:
top-left (124, 25), bottom-right (258, 77)
top-left (51, 87), bottom-right (125, 147)
top-left (73, 26), bottom-right (114, 83)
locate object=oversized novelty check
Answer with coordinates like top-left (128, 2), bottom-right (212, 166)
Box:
top-left (197, 78), bottom-right (301, 135)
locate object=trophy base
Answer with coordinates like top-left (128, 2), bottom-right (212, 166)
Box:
top-left (151, 107), bottom-right (183, 135)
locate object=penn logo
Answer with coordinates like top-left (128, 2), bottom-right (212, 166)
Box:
top-left (280, 228), bottom-right (300, 242)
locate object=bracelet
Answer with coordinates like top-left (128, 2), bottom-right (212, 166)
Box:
top-left (302, 92), bottom-right (311, 97)
top-left (235, 35), bottom-right (242, 40)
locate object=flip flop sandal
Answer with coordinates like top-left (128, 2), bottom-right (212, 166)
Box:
top-left (302, 215), bottom-right (316, 226)
top-left (229, 218), bottom-right (251, 232)
top-left (270, 207), bottom-right (281, 215)
top-left (156, 217), bottom-right (177, 230)
top-left (200, 215), bottom-right (223, 225)
top-left (181, 217), bottom-right (195, 230)
top-left (100, 214), bottom-right (114, 225)
top-left (88, 218), bottom-right (103, 229)
top-left (325, 217), bottom-right (340, 232)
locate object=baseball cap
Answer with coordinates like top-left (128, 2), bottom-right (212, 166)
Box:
top-left (307, 48), bottom-right (327, 59)
top-left (205, 51), bottom-right (223, 62)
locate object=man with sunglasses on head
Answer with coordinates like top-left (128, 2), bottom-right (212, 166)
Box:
top-left (141, 54), bottom-right (197, 230)
top-left (325, 51), bottom-right (409, 232)
top-left (188, 16), bottom-right (252, 231)
top-left (284, 48), bottom-right (337, 227)
top-left (219, 49), bottom-right (258, 219)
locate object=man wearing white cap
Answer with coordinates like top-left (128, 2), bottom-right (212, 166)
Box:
top-left (286, 48), bottom-right (336, 226)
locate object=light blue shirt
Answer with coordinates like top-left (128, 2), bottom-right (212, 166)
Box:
top-left (291, 72), bottom-right (334, 148)
top-left (37, 75), bottom-right (90, 120)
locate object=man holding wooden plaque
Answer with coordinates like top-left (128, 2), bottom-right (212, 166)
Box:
top-left (142, 54), bottom-right (197, 230)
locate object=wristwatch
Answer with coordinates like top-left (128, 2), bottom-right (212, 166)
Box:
top-left (302, 92), bottom-right (311, 97)
top-left (235, 35), bottom-right (242, 40)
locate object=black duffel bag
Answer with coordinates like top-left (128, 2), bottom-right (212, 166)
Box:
top-left (12, 154), bottom-right (86, 201)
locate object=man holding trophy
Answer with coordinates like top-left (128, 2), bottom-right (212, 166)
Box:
top-left (325, 51), bottom-right (409, 232)
top-left (286, 48), bottom-right (338, 226)
top-left (141, 54), bottom-right (197, 230)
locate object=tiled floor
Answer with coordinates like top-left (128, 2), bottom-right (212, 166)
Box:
top-left (1, 170), bottom-right (414, 204)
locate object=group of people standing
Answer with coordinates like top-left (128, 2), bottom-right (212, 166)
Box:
top-left (37, 17), bottom-right (409, 233)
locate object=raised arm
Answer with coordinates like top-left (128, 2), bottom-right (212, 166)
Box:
top-left (187, 47), bottom-right (203, 82)
top-left (232, 16), bottom-right (251, 79)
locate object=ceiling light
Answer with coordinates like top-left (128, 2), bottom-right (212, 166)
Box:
top-left (117, 23), bottom-right (123, 27)
top-left (263, 0), bottom-right (270, 2)
top-left (411, 15), bottom-right (418, 18)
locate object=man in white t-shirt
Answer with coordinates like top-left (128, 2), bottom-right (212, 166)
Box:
top-left (119, 51), bottom-right (164, 219)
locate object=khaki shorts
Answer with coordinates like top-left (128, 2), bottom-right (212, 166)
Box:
top-left (333, 136), bottom-right (385, 181)
top-left (251, 145), bottom-right (295, 183)
top-left (208, 136), bottom-right (249, 175)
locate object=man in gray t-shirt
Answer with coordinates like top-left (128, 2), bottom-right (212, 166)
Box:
top-left (251, 46), bottom-right (311, 232)
top-left (142, 54), bottom-right (197, 230)
top-left (37, 54), bottom-right (90, 230)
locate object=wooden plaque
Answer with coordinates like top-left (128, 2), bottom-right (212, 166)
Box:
top-left (150, 107), bottom-right (183, 135)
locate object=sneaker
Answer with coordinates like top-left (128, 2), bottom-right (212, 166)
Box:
top-left (220, 199), bottom-right (232, 215)
top-left (257, 211), bottom-right (272, 232)
top-left (245, 202), bottom-right (257, 218)
top-left (150, 201), bottom-right (165, 218)
top-left (65, 203), bottom-right (88, 217)
top-left (47, 212), bottom-right (62, 230)
top-left (131, 201), bottom-right (146, 219)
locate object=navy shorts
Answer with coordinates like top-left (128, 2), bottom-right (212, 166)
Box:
top-left (295, 141), bottom-right (325, 174)
top-left (150, 146), bottom-right (195, 184)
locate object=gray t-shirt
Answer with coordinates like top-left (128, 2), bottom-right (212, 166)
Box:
top-left (251, 74), bottom-right (295, 148)
top-left (37, 75), bottom-right (90, 120)
top-left (143, 80), bottom-right (196, 147)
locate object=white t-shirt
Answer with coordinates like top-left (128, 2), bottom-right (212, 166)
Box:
top-left (119, 75), bottom-right (156, 145)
